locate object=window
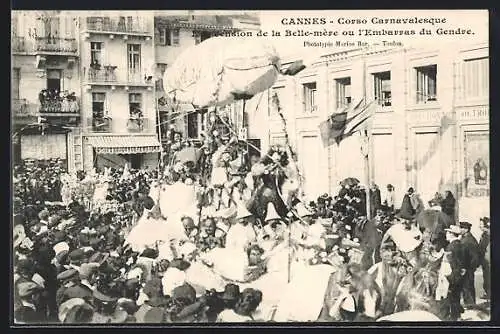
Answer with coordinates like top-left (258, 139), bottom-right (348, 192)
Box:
top-left (160, 28), bottom-right (180, 46)
top-left (415, 65), bottom-right (437, 103)
top-left (463, 57), bottom-right (488, 99)
top-left (90, 42), bottom-right (103, 66)
top-left (373, 71), bottom-right (391, 107)
top-left (335, 77), bottom-right (351, 110)
top-left (127, 44), bottom-right (141, 73)
top-left (303, 82), bottom-right (317, 113)
top-left (129, 93), bottom-right (142, 118)
top-left (12, 68), bottom-right (20, 99)
top-left (46, 69), bottom-right (62, 92)
top-left (92, 93), bottom-right (106, 118)
top-left (43, 17), bottom-right (60, 38)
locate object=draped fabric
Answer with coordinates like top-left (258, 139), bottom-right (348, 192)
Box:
top-left (163, 37), bottom-right (280, 107)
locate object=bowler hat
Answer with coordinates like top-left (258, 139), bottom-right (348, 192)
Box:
top-left (459, 221), bottom-right (472, 230)
top-left (221, 283), bottom-right (240, 302)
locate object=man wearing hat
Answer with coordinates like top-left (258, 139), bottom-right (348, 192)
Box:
top-left (56, 268), bottom-right (80, 306)
top-left (443, 224), bottom-right (466, 320)
top-left (459, 221), bottom-right (481, 306)
top-left (478, 217), bottom-right (490, 299)
top-left (15, 282), bottom-right (45, 323)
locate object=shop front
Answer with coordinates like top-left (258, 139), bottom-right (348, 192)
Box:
top-left (85, 135), bottom-right (161, 171)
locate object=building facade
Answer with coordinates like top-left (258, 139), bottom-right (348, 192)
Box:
top-left (79, 12), bottom-right (160, 171)
top-left (255, 43), bottom-right (489, 232)
top-left (12, 11), bottom-right (81, 173)
top-left (12, 11), bottom-right (263, 172)
top-left (153, 13), bottom-right (261, 148)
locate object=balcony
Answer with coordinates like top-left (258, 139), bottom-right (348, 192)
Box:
top-left (127, 70), bottom-right (154, 85)
top-left (34, 37), bottom-right (78, 55)
top-left (87, 117), bottom-right (155, 134)
top-left (12, 37), bottom-right (25, 53)
top-left (86, 66), bottom-right (118, 83)
top-left (91, 117), bottom-right (112, 133)
top-left (84, 17), bottom-right (152, 36)
top-left (84, 66), bottom-right (153, 88)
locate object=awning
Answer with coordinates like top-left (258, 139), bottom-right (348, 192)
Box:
top-left (86, 135), bottom-right (161, 154)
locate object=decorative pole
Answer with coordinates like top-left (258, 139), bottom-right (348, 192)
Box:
top-left (361, 48), bottom-right (372, 220)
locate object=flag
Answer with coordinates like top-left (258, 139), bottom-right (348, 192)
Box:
top-left (319, 98), bottom-right (375, 146)
top-left (319, 112), bottom-right (348, 146)
top-left (343, 100), bottom-right (378, 136)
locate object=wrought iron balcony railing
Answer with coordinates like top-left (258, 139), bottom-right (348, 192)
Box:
top-left (87, 66), bottom-right (118, 83)
top-left (91, 117), bottom-right (112, 133)
top-left (85, 17), bottom-right (151, 34)
top-left (34, 37), bottom-right (78, 53)
top-left (39, 99), bottom-right (80, 114)
top-left (87, 116), bottom-right (155, 133)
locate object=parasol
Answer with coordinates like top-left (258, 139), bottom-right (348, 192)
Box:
top-left (340, 177), bottom-right (360, 187)
top-left (163, 37), bottom-right (306, 108)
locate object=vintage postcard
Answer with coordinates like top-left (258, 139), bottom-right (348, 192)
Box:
top-left (11, 9), bottom-right (490, 324)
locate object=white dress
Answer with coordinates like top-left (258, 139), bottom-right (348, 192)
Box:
top-left (225, 223), bottom-right (257, 251)
top-left (92, 182), bottom-right (109, 203)
top-left (125, 209), bottom-right (172, 252)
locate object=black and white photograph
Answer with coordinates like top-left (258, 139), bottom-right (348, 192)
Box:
top-left (11, 9), bottom-right (490, 324)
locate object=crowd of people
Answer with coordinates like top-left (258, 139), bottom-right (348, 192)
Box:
top-left (12, 118), bottom-right (490, 324)
top-left (38, 89), bottom-right (79, 113)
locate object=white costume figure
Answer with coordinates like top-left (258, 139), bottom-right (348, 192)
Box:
top-left (60, 173), bottom-right (73, 206)
top-left (210, 146), bottom-right (230, 188)
top-left (225, 204), bottom-right (257, 251)
top-left (159, 179), bottom-right (197, 219)
top-left (382, 221), bottom-right (423, 253)
top-left (148, 180), bottom-right (161, 205)
top-left (93, 168), bottom-right (111, 204)
top-left (125, 203), bottom-right (171, 253)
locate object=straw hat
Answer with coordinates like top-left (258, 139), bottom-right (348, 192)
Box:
top-left (445, 225), bottom-right (462, 236)
top-left (264, 202), bottom-right (281, 222)
top-left (235, 203), bottom-right (253, 221)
